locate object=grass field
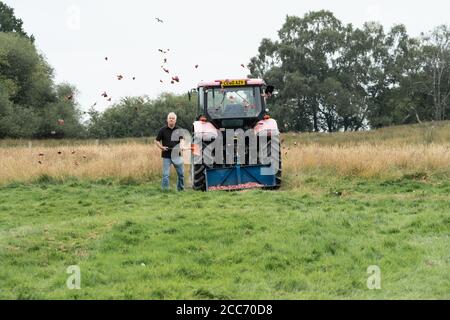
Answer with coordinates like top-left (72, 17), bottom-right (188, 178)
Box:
top-left (0, 121), bottom-right (449, 299)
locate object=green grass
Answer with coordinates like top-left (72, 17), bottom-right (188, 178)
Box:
top-left (0, 176), bottom-right (449, 299)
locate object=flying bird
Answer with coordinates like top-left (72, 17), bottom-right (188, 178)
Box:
top-left (172, 76), bottom-right (180, 83)
top-left (162, 68), bottom-right (169, 74)
top-left (241, 64), bottom-right (246, 68)
top-left (105, 57), bottom-right (108, 61)
top-left (195, 65), bottom-right (199, 69)
top-left (155, 17), bottom-right (163, 23)
top-left (117, 75), bottom-right (124, 80)
top-left (101, 92), bottom-right (108, 98)
top-left (65, 94), bottom-right (73, 101)
top-left (132, 77), bottom-right (136, 80)
top-left (107, 98), bottom-right (112, 102)
top-left (160, 80), bottom-right (164, 83)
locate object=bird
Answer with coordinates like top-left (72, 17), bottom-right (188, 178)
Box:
top-left (101, 92), bottom-right (108, 98)
top-left (172, 76), bottom-right (180, 82)
top-left (38, 160), bottom-right (42, 165)
top-left (132, 77), bottom-right (136, 80)
top-left (171, 80), bottom-right (175, 84)
top-left (105, 57), bottom-right (108, 61)
top-left (65, 94), bottom-right (73, 101)
top-left (71, 151), bottom-right (76, 154)
top-left (117, 75), bottom-right (124, 80)
top-left (58, 151), bottom-right (62, 155)
top-left (241, 64), bottom-right (246, 68)
top-left (195, 64), bottom-right (199, 69)
top-left (39, 153), bottom-right (44, 157)
top-left (160, 80), bottom-right (164, 83)
top-left (107, 97), bottom-right (112, 102)
top-left (162, 68), bottom-right (169, 74)
top-left (155, 17), bottom-right (163, 23)
top-left (163, 58), bottom-right (167, 63)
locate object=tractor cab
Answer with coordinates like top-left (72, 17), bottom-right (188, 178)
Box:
top-left (196, 79), bottom-right (273, 129)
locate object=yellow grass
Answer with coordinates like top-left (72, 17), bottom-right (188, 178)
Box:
top-left (1, 140), bottom-right (449, 185)
top-left (0, 144), bottom-right (162, 184)
top-left (283, 143), bottom-right (450, 180)
top-left (1, 121), bottom-right (449, 185)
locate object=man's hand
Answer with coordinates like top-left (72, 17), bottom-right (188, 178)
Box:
top-left (155, 140), bottom-right (168, 151)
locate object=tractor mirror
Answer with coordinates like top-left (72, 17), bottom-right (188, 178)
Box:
top-left (188, 88), bottom-right (198, 101)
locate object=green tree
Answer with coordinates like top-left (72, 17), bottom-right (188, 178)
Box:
top-left (0, 1), bottom-right (34, 41)
top-left (86, 93), bottom-right (197, 138)
top-left (421, 25), bottom-right (450, 121)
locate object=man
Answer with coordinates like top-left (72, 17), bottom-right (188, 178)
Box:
top-left (155, 112), bottom-right (185, 191)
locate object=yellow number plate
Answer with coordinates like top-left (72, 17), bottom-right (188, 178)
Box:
top-left (221, 80), bottom-right (246, 87)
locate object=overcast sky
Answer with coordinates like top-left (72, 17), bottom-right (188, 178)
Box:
top-left (4, 0), bottom-right (450, 113)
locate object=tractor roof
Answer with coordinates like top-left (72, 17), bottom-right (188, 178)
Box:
top-left (197, 78), bottom-right (266, 87)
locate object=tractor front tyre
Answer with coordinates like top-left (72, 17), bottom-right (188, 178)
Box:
top-left (260, 137), bottom-right (282, 189)
top-left (193, 164), bottom-right (206, 191)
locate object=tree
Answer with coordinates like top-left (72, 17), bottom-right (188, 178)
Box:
top-left (421, 25), bottom-right (450, 121)
top-left (86, 93), bottom-right (197, 138)
top-left (0, 1), bottom-right (34, 41)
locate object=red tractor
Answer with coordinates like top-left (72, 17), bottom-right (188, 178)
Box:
top-left (190, 79), bottom-right (281, 191)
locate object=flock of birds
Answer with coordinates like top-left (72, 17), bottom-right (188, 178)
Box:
top-left (49, 17), bottom-right (249, 149)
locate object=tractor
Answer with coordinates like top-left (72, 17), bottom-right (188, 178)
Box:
top-left (190, 79), bottom-right (281, 191)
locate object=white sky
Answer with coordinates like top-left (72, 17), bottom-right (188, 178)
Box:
top-left (4, 0), bottom-right (450, 113)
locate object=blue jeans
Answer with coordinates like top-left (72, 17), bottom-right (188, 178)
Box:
top-left (161, 157), bottom-right (184, 191)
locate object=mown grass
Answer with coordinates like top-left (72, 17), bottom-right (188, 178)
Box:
top-left (0, 176), bottom-right (449, 299)
top-left (1, 121), bottom-right (449, 299)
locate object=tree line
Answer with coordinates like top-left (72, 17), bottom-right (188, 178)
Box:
top-left (1, 3), bottom-right (448, 138)
top-left (249, 10), bottom-right (450, 132)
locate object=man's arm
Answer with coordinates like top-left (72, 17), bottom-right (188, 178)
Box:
top-left (155, 139), bottom-right (168, 151)
top-left (155, 128), bottom-right (168, 151)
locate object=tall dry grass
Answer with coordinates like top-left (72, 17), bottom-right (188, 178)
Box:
top-left (283, 143), bottom-right (450, 179)
top-left (0, 143), bottom-right (162, 184)
top-left (0, 141), bottom-right (449, 185)
top-left (1, 121), bottom-right (449, 185)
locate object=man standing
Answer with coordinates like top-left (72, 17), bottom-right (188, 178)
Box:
top-left (155, 112), bottom-right (185, 191)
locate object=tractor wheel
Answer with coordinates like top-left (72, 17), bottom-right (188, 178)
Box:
top-left (192, 141), bottom-right (214, 191)
top-left (260, 136), bottom-right (282, 189)
top-left (193, 163), bottom-right (206, 191)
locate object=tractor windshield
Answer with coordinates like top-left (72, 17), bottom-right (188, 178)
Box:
top-left (206, 86), bottom-right (262, 119)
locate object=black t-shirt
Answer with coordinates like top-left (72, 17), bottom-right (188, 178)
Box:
top-left (156, 125), bottom-right (184, 158)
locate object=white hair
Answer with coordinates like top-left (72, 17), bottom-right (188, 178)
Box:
top-left (167, 112), bottom-right (177, 120)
